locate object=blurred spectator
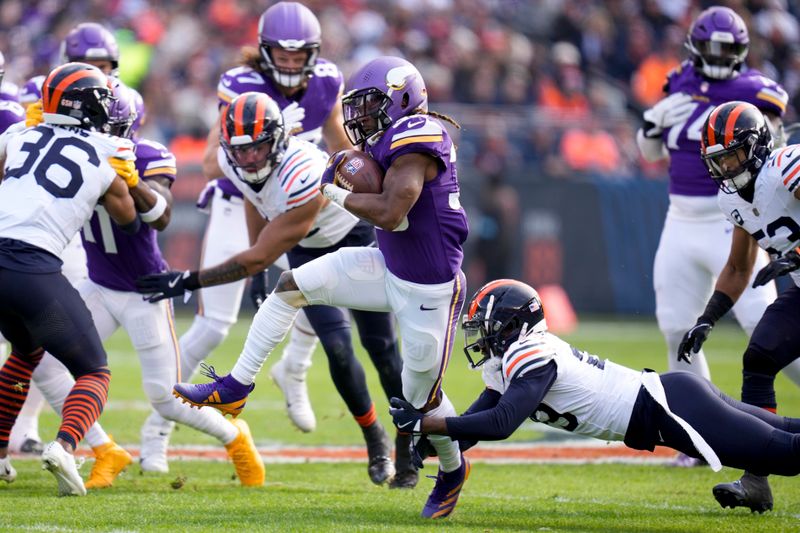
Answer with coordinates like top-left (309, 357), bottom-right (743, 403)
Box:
top-left (470, 172), bottom-right (520, 285)
top-left (559, 117), bottom-right (622, 178)
top-left (536, 41), bottom-right (590, 119)
top-left (631, 25), bottom-right (683, 108)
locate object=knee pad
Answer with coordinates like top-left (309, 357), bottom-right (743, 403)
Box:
top-left (743, 345), bottom-right (782, 376)
top-left (142, 376), bottom-right (174, 406)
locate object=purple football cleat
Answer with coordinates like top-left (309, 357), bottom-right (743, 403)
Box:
top-left (172, 364), bottom-right (254, 418)
top-left (421, 455), bottom-right (470, 519)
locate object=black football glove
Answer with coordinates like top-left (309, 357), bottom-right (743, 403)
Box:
top-left (136, 270), bottom-right (198, 303)
top-left (249, 271), bottom-right (268, 308)
top-left (753, 249), bottom-right (800, 288)
top-left (389, 397), bottom-right (424, 435)
top-left (677, 319), bottom-right (713, 364)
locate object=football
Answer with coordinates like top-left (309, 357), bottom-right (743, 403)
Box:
top-left (333, 150), bottom-right (384, 194)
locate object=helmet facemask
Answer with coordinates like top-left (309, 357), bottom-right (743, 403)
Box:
top-left (342, 88), bottom-right (393, 146)
top-left (686, 37), bottom-right (748, 80)
top-left (222, 124), bottom-right (285, 185)
top-left (702, 141), bottom-right (755, 193)
top-left (259, 43), bottom-right (318, 89)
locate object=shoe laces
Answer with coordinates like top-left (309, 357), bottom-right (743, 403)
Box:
top-left (190, 363), bottom-right (231, 395)
top-left (200, 362), bottom-right (224, 382)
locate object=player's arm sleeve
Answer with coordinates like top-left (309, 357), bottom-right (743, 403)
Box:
top-left (444, 361), bottom-right (557, 441)
top-left (454, 387), bottom-right (503, 452)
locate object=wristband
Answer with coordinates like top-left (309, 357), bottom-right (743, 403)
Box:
top-left (699, 290), bottom-right (734, 324)
top-left (322, 183), bottom-right (351, 208)
top-left (140, 191), bottom-right (168, 223)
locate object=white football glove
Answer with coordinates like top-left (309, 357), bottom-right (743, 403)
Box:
top-left (642, 92), bottom-right (694, 138)
top-left (281, 102), bottom-right (306, 135)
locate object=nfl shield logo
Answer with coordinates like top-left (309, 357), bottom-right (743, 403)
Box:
top-left (345, 159), bottom-right (363, 175)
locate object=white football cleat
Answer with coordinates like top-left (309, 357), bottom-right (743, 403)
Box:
top-left (0, 456), bottom-right (17, 483)
top-left (270, 358), bottom-right (316, 432)
top-left (139, 418), bottom-right (172, 473)
top-left (41, 441), bottom-right (86, 496)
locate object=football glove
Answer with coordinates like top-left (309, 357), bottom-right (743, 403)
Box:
top-left (249, 271), bottom-right (268, 308)
top-left (136, 270), bottom-right (198, 303)
top-left (25, 100), bottom-right (43, 127)
top-left (108, 156), bottom-right (139, 188)
top-left (320, 151), bottom-right (346, 190)
top-left (389, 397), bottom-right (424, 435)
top-left (753, 249), bottom-right (800, 288)
top-left (642, 92), bottom-right (694, 138)
top-left (677, 319), bottom-right (713, 364)
top-left (281, 101), bottom-right (306, 135)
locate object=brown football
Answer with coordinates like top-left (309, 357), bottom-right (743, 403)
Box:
top-left (333, 150), bottom-right (384, 194)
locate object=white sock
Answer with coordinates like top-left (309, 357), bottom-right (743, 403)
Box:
top-left (153, 398), bottom-right (237, 444)
top-left (280, 310), bottom-right (317, 374)
top-left (425, 392), bottom-right (461, 472)
top-left (32, 354), bottom-right (110, 448)
top-left (179, 315), bottom-right (231, 381)
top-left (231, 294), bottom-right (299, 385)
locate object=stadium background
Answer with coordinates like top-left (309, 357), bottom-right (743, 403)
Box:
top-left (2, 0), bottom-right (800, 315)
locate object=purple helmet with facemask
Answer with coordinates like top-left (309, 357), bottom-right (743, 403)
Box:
top-left (107, 78), bottom-right (137, 139)
top-left (686, 6), bottom-right (749, 80)
top-left (258, 2), bottom-right (321, 89)
top-left (61, 23), bottom-right (120, 76)
top-left (342, 56), bottom-right (428, 146)
top-left (128, 87), bottom-right (145, 137)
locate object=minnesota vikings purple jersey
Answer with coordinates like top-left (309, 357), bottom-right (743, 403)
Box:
top-left (663, 60), bottom-right (787, 197)
top-left (213, 60), bottom-right (343, 199)
top-left (0, 99), bottom-right (23, 134)
top-left (366, 115), bottom-right (469, 284)
top-left (19, 75), bottom-right (44, 106)
top-left (0, 81), bottom-right (19, 102)
top-left (82, 139), bottom-right (176, 291)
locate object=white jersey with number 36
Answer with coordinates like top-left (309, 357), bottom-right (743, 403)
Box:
top-left (0, 124), bottom-right (131, 257)
top-left (718, 144), bottom-right (800, 288)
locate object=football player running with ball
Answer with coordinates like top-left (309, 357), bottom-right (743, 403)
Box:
top-left (636, 6), bottom-right (800, 432)
top-left (151, 56), bottom-right (470, 518)
top-left (137, 91), bottom-right (410, 488)
top-left (390, 279), bottom-right (800, 514)
top-left (172, 0), bottom-right (353, 442)
top-left (678, 101), bottom-right (800, 512)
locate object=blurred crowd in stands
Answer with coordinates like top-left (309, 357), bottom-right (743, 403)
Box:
top-left (1, 0), bottom-right (800, 185)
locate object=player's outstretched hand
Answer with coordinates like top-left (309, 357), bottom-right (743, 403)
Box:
top-left (677, 319), bottom-right (713, 364)
top-left (108, 156), bottom-right (139, 188)
top-left (753, 250), bottom-right (800, 287)
top-left (389, 397), bottom-right (423, 435)
top-left (25, 99), bottom-right (43, 127)
top-left (136, 270), bottom-right (197, 303)
top-left (281, 101), bottom-right (306, 135)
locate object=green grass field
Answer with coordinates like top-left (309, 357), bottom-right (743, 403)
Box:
top-left (2, 315), bottom-right (800, 532)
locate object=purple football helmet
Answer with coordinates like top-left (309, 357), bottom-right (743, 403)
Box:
top-left (61, 23), bottom-right (120, 76)
top-left (686, 6), bottom-right (749, 80)
top-left (107, 79), bottom-right (136, 139)
top-left (128, 86), bottom-right (146, 137)
top-left (258, 2), bottom-right (321, 88)
top-left (342, 56), bottom-right (428, 146)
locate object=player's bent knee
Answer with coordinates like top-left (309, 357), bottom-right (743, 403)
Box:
top-left (276, 271), bottom-right (299, 293)
top-left (743, 345), bottom-right (782, 376)
top-left (143, 379), bottom-right (175, 406)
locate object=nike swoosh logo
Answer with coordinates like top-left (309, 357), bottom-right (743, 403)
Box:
top-left (299, 175), bottom-right (310, 184)
top-left (168, 275), bottom-right (182, 288)
top-left (398, 420), bottom-right (415, 429)
top-left (406, 118), bottom-right (424, 129)
top-left (419, 304), bottom-right (437, 311)
top-left (222, 78), bottom-right (232, 87)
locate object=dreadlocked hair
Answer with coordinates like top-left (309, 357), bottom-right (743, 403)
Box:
top-left (424, 110), bottom-right (461, 130)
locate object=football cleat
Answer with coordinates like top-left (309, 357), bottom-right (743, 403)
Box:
top-left (389, 432), bottom-right (418, 489)
top-left (270, 358), bottom-right (316, 432)
top-left (225, 419), bottom-right (265, 487)
top-left (41, 441), bottom-right (86, 497)
top-left (713, 472), bottom-right (773, 513)
top-left (0, 456), bottom-right (17, 483)
top-left (362, 421), bottom-right (395, 485)
top-left (85, 437), bottom-right (132, 488)
top-left (139, 416), bottom-right (173, 473)
top-left (421, 455), bottom-right (470, 519)
top-left (172, 364), bottom-right (254, 418)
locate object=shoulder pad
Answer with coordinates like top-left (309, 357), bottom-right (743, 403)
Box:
top-left (501, 335), bottom-right (555, 381)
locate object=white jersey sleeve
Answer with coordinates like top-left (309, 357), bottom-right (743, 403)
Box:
top-left (0, 125), bottom-right (127, 256)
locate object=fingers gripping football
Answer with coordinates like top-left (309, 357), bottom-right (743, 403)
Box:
top-left (324, 150), bottom-right (384, 194)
